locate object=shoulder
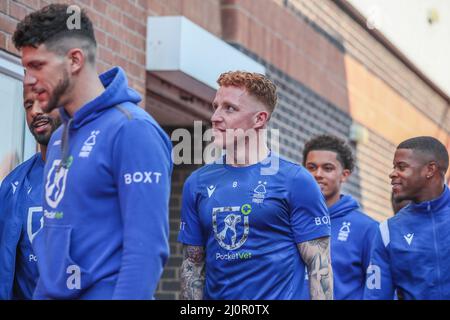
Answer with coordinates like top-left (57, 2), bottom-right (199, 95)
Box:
top-left (376, 212), bottom-right (409, 247)
top-left (348, 209), bottom-right (379, 227)
top-left (4, 154), bottom-right (38, 181)
top-left (186, 163), bottom-right (223, 187)
top-left (110, 103), bottom-right (171, 148)
top-left (274, 156), bottom-right (314, 183)
top-left (0, 154), bottom-right (38, 196)
top-left (385, 209), bottom-right (411, 229)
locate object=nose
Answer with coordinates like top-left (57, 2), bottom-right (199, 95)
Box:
top-left (24, 72), bottom-right (37, 86)
top-left (313, 167), bottom-right (324, 180)
top-left (29, 100), bottom-right (43, 119)
top-left (389, 168), bottom-right (397, 180)
top-left (211, 108), bottom-right (223, 124)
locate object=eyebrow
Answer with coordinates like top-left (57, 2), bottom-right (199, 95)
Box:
top-left (23, 99), bottom-right (34, 105)
top-left (306, 161), bottom-right (335, 166)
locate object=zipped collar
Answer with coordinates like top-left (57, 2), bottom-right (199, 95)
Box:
top-left (408, 185), bottom-right (449, 213)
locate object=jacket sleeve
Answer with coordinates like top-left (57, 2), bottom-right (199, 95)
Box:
top-left (363, 221), bottom-right (395, 300)
top-left (362, 220), bottom-right (379, 274)
top-left (289, 167), bottom-right (331, 244)
top-left (0, 176), bottom-right (11, 240)
top-left (111, 119), bottom-right (172, 300)
top-left (177, 173), bottom-right (205, 246)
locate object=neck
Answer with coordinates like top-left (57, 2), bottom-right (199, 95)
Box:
top-left (415, 181), bottom-right (445, 203)
top-left (39, 144), bottom-right (47, 162)
top-left (64, 68), bottom-right (105, 117)
top-left (326, 192), bottom-right (341, 208)
top-left (227, 130), bottom-right (269, 167)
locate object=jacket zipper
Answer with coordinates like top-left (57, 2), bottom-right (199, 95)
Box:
top-left (430, 203), bottom-right (442, 299)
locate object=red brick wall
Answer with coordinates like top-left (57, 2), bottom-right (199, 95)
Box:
top-left (147, 0), bottom-right (222, 37)
top-left (0, 0), bottom-right (148, 104)
top-left (221, 0), bottom-right (350, 113)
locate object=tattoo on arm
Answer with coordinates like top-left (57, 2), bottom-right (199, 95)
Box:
top-left (298, 236), bottom-right (333, 300)
top-left (180, 245), bottom-right (205, 300)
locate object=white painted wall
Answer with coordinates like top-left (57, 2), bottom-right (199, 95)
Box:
top-left (348, 0), bottom-right (450, 96)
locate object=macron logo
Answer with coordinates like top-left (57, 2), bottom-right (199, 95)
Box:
top-left (404, 233), bottom-right (414, 245)
top-left (207, 185), bottom-right (216, 198)
top-left (11, 181), bottom-right (19, 194)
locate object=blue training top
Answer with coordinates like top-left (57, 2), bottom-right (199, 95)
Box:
top-left (0, 153), bottom-right (44, 299)
top-left (33, 67), bottom-right (172, 300)
top-left (364, 186), bottom-right (450, 300)
top-left (13, 156), bottom-right (45, 299)
top-left (178, 153), bottom-right (331, 299)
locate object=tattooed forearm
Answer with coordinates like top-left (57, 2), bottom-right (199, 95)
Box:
top-left (298, 236), bottom-right (333, 300)
top-left (180, 245), bottom-right (205, 300)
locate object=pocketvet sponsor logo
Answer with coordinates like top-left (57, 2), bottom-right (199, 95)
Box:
top-left (216, 251), bottom-right (252, 260)
top-left (44, 209), bottom-right (64, 219)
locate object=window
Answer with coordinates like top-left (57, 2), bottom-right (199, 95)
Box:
top-left (0, 50), bottom-right (35, 183)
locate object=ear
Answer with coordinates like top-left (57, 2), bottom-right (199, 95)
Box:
top-left (254, 110), bottom-right (269, 129)
top-left (66, 48), bottom-right (85, 75)
top-left (340, 169), bottom-right (351, 183)
top-left (425, 161), bottom-right (439, 179)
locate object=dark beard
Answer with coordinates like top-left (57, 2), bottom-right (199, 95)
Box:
top-left (44, 68), bottom-right (70, 113)
top-left (30, 114), bottom-right (62, 146)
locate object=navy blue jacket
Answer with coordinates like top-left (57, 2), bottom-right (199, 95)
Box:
top-left (0, 153), bottom-right (42, 299)
top-left (364, 186), bottom-right (450, 300)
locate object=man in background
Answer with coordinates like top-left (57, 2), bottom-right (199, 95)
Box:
top-left (0, 84), bottom-right (61, 299)
top-left (302, 134), bottom-right (378, 299)
top-left (364, 136), bottom-right (450, 299)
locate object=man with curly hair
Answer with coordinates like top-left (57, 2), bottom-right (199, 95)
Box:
top-left (302, 134), bottom-right (378, 299)
top-left (178, 71), bottom-right (333, 300)
top-left (12, 4), bottom-right (172, 299)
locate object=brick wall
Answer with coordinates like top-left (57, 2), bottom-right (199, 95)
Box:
top-left (288, 0), bottom-right (450, 131)
top-left (221, 0), bottom-right (350, 114)
top-left (155, 163), bottom-right (197, 300)
top-left (1, 0), bottom-right (149, 104)
top-left (154, 126), bottom-right (203, 300)
top-left (147, 0), bottom-right (222, 38)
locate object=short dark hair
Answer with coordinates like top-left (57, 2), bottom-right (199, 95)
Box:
top-left (397, 136), bottom-right (449, 175)
top-left (13, 4), bottom-right (97, 64)
top-left (303, 135), bottom-right (355, 171)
